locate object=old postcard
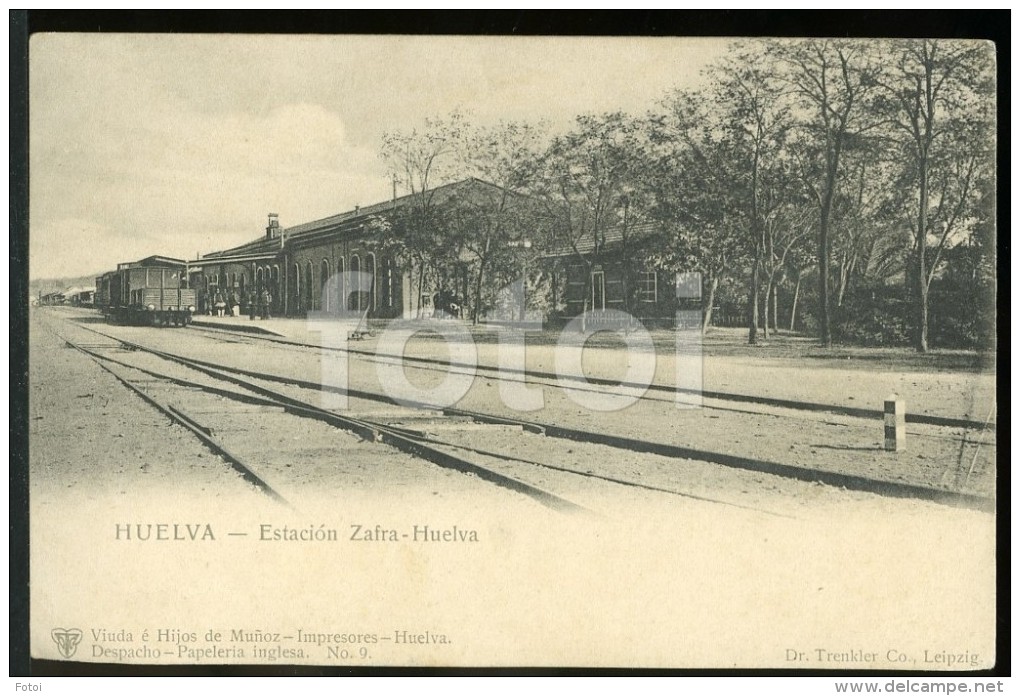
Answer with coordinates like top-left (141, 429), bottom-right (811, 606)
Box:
top-left (25, 33), bottom-right (997, 672)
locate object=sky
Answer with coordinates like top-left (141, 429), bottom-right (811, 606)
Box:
top-left (28, 34), bottom-right (731, 280)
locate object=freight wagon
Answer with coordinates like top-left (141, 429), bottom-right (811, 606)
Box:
top-left (96, 256), bottom-right (195, 326)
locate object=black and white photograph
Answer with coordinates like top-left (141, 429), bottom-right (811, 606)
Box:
top-left (18, 22), bottom-right (1000, 677)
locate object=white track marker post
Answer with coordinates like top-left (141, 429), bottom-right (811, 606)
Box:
top-left (884, 394), bottom-right (905, 452)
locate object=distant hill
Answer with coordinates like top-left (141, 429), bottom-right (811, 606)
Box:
top-left (29, 275), bottom-right (98, 300)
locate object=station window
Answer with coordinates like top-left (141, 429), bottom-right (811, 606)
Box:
top-left (637, 271), bottom-right (657, 303)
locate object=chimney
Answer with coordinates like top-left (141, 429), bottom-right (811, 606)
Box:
top-left (266, 213), bottom-right (280, 238)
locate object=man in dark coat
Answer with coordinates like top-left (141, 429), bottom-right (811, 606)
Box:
top-left (259, 289), bottom-right (271, 320)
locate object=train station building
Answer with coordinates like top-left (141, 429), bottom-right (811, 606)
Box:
top-left (542, 221), bottom-right (693, 327)
top-left (188, 178), bottom-right (540, 320)
top-left (187, 177), bottom-right (692, 325)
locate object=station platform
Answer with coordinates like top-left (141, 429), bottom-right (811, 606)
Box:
top-left (189, 313), bottom-right (516, 344)
top-left (183, 311), bottom-right (993, 429)
top-left (189, 314), bottom-right (375, 343)
top-left (191, 315), bottom-right (314, 341)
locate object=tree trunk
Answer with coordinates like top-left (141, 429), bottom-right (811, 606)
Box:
top-left (472, 262), bottom-right (485, 325)
top-left (771, 282), bottom-right (779, 333)
top-left (702, 273), bottom-right (718, 333)
top-left (837, 258), bottom-right (852, 308)
top-left (519, 270), bottom-right (527, 323)
top-left (789, 273), bottom-right (801, 332)
top-left (818, 215), bottom-right (831, 347)
top-left (748, 262), bottom-right (760, 345)
top-left (916, 163), bottom-right (930, 353)
top-left (416, 261), bottom-right (426, 319)
top-left (581, 268), bottom-right (591, 333)
top-left (551, 267), bottom-right (558, 314)
top-left (761, 277), bottom-right (770, 340)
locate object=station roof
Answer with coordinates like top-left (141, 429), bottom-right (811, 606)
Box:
top-left (198, 235), bottom-right (281, 261)
top-left (541, 220), bottom-right (660, 259)
top-left (117, 255), bottom-right (190, 269)
top-left (201, 178), bottom-right (526, 261)
top-left (284, 178), bottom-right (507, 237)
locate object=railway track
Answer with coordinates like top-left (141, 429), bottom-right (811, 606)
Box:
top-left (184, 319), bottom-right (996, 432)
top-left (44, 329), bottom-right (301, 506)
top-left (44, 320), bottom-right (591, 514)
top-left (44, 313), bottom-right (996, 513)
top-left (46, 316), bottom-right (801, 518)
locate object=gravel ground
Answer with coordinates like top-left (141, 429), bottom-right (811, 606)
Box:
top-left (26, 308), bottom-right (998, 669)
top-left (128, 314), bottom-right (998, 499)
top-left (28, 312), bottom-right (268, 509)
top-left (190, 315), bottom-right (997, 423)
top-left (33, 308), bottom-right (997, 514)
top-left (31, 311), bottom-right (554, 517)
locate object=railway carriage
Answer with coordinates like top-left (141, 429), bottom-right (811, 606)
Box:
top-left (95, 271), bottom-right (114, 312)
top-left (96, 255), bottom-right (196, 326)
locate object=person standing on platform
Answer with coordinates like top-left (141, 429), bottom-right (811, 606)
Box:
top-left (248, 290), bottom-right (258, 320)
top-left (259, 289), bottom-right (271, 320)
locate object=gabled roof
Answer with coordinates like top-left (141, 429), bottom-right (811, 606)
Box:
top-left (202, 235), bottom-right (281, 259)
top-left (118, 255), bottom-right (190, 269)
top-left (542, 220), bottom-right (660, 259)
top-left (283, 177), bottom-right (515, 238)
top-left (202, 178), bottom-right (526, 260)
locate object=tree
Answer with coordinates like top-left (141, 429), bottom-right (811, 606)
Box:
top-left (778, 39), bottom-right (882, 347)
top-left (533, 112), bottom-right (646, 330)
top-left (380, 112), bottom-right (466, 317)
top-left (713, 46), bottom-right (795, 344)
top-left (874, 39), bottom-right (995, 352)
top-left (927, 169), bottom-right (995, 349)
top-left (646, 89), bottom-right (746, 333)
top-left (759, 180), bottom-right (813, 335)
top-left (453, 121), bottom-right (546, 323)
top-left (784, 237), bottom-right (816, 332)
top-left (650, 53), bottom-right (796, 343)
top-left (827, 152), bottom-right (905, 322)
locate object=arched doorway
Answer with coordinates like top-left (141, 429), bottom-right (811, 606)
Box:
top-left (366, 252), bottom-right (377, 313)
top-left (320, 259), bottom-right (331, 312)
top-left (270, 266), bottom-right (280, 314)
top-left (290, 263), bottom-right (301, 315)
top-left (349, 255), bottom-right (361, 311)
top-left (336, 257), bottom-right (345, 315)
top-left (304, 261), bottom-right (314, 312)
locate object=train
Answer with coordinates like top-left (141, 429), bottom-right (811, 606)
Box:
top-left (95, 255), bottom-right (196, 327)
